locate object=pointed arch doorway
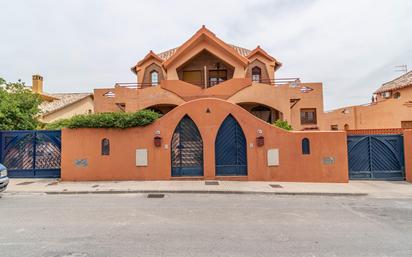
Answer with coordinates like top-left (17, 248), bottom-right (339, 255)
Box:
top-left (215, 115), bottom-right (247, 176)
top-left (171, 115), bottom-right (204, 177)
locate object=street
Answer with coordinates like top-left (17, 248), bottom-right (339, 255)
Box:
top-left (1, 193), bottom-right (412, 257)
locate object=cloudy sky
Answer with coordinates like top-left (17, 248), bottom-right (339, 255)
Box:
top-left (1, 0), bottom-right (411, 110)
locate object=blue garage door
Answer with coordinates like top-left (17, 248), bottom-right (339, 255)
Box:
top-left (347, 134), bottom-right (404, 180)
top-left (0, 130), bottom-right (61, 178)
top-left (215, 115), bottom-right (247, 176)
top-left (171, 115), bottom-right (203, 177)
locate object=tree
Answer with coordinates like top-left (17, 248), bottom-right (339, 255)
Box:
top-left (0, 77), bottom-right (42, 130)
top-left (273, 119), bottom-right (293, 131)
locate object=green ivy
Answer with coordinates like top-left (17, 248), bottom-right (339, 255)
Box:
top-left (45, 109), bottom-right (161, 129)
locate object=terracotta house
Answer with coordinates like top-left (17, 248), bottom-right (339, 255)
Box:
top-left (94, 26), bottom-right (325, 131)
top-left (59, 26), bottom-right (353, 183)
top-left (324, 71), bottom-right (412, 130)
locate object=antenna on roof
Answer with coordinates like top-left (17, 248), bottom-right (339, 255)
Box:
top-left (394, 64), bottom-right (408, 74)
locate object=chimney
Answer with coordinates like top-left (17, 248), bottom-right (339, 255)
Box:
top-left (32, 74), bottom-right (43, 93)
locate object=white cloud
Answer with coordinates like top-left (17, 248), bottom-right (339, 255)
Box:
top-left (0, 0), bottom-right (411, 110)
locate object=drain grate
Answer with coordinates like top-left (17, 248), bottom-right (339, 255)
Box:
top-left (147, 193), bottom-right (165, 198)
top-left (16, 181), bottom-right (35, 186)
top-left (92, 185), bottom-right (99, 188)
top-left (47, 181), bottom-right (59, 186)
top-left (205, 181), bottom-right (219, 186)
top-left (269, 184), bottom-right (283, 188)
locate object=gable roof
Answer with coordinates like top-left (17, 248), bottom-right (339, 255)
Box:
top-left (136, 50), bottom-right (164, 67)
top-left (39, 93), bottom-right (93, 116)
top-left (375, 71), bottom-right (412, 94)
top-left (132, 26), bottom-right (282, 73)
top-left (162, 26), bottom-right (249, 68)
top-left (157, 44), bottom-right (252, 61)
top-left (246, 46), bottom-right (282, 70)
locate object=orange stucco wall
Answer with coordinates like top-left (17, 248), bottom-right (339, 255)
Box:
top-left (324, 87), bottom-right (412, 130)
top-left (404, 130), bottom-right (412, 182)
top-left (95, 80), bottom-right (325, 131)
top-left (62, 98), bottom-right (348, 182)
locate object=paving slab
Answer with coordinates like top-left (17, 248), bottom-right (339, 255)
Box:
top-left (3, 179), bottom-right (412, 198)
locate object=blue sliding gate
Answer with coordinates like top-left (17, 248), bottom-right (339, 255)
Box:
top-left (215, 115), bottom-right (247, 176)
top-left (347, 134), bottom-right (405, 180)
top-left (0, 130), bottom-right (61, 178)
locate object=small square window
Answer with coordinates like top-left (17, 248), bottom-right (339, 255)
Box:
top-left (300, 108), bottom-right (317, 125)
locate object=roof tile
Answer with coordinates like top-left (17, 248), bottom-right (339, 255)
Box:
top-left (375, 71), bottom-right (412, 93)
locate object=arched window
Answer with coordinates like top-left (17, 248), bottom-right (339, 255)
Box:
top-left (150, 71), bottom-right (159, 86)
top-left (101, 138), bottom-right (110, 155)
top-left (252, 66), bottom-right (261, 82)
top-left (344, 124), bottom-right (349, 130)
top-left (302, 138), bottom-right (310, 155)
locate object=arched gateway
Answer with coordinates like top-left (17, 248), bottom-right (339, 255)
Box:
top-left (171, 115), bottom-right (204, 177)
top-left (215, 115), bottom-right (247, 176)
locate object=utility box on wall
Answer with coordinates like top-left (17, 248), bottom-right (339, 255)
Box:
top-left (136, 149), bottom-right (148, 166)
top-left (267, 149), bottom-right (279, 166)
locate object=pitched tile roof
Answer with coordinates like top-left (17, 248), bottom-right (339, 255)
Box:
top-left (157, 44), bottom-right (252, 61)
top-left (39, 93), bottom-right (92, 115)
top-left (375, 71), bottom-right (412, 93)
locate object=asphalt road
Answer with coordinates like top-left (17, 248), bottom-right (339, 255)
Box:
top-left (1, 193), bottom-right (412, 257)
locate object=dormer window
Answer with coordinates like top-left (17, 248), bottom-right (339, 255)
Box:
top-left (151, 70), bottom-right (159, 86)
top-left (252, 66), bottom-right (261, 82)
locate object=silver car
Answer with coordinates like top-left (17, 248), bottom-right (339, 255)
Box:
top-left (0, 163), bottom-right (9, 192)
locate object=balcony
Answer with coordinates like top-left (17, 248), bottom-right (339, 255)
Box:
top-left (114, 77), bottom-right (301, 90)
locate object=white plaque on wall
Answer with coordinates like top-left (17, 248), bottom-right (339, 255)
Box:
top-left (136, 149), bottom-right (148, 166)
top-left (267, 149), bottom-right (279, 166)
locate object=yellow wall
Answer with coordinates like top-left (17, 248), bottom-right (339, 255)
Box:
top-left (40, 96), bottom-right (94, 123)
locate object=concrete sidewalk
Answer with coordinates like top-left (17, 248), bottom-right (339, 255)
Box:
top-left (3, 179), bottom-right (412, 198)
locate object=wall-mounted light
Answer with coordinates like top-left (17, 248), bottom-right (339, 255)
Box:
top-left (154, 130), bottom-right (162, 147)
top-left (256, 129), bottom-right (264, 147)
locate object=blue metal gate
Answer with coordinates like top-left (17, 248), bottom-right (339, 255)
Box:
top-left (0, 130), bottom-right (61, 178)
top-left (215, 115), bottom-right (247, 176)
top-left (347, 134), bottom-right (404, 180)
top-left (171, 116), bottom-right (203, 177)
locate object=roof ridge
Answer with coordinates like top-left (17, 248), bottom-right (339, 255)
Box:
top-left (157, 44), bottom-right (252, 61)
top-left (375, 70), bottom-right (412, 93)
top-left (382, 70), bottom-right (412, 86)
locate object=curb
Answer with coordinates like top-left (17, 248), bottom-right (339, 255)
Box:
top-left (5, 190), bottom-right (368, 197)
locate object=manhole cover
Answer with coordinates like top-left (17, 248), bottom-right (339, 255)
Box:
top-left (269, 184), bottom-right (283, 188)
top-left (16, 181), bottom-right (35, 186)
top-left (205, 181), bottom-right (219, 185)
top-left (147, 193), bottom-right (165, 198)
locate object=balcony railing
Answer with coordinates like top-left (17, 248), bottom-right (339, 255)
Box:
top-left (114, 77), bottom-right (301, 89)
top-left (255, 78), bottom-right (301, 86)
top-left (114, 82), bottom-right (155, 88)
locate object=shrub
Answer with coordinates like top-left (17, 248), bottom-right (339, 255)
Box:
top-left (44, 110), bottom-right (161, 129)
top-left (44, 118), bottom-right (72, 130)
top-left (273, 119), bottom-right (293, 131)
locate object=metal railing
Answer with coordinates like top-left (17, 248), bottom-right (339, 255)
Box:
top-left (114, 82), bottom-right (157, 89)
top-left (114, 77), bottom-right (301, 89)
top-left (255, 78), bottom-right (301, 86)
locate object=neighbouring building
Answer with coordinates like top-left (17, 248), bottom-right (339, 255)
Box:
top-left (94, 26), bottom-right (326, 131)
top-left (31, 75), bottom-right (94, 123)
top-left (325, 71), bottom-right (412, 130)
